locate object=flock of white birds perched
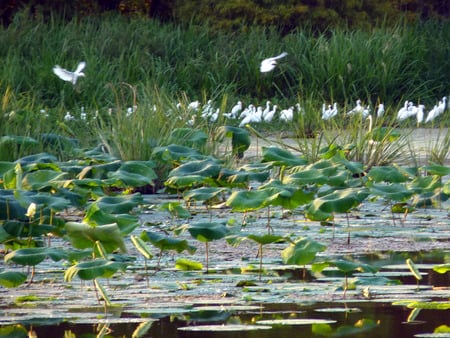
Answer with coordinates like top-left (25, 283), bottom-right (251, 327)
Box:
top-left (53, 55), bottom-right (448, 126)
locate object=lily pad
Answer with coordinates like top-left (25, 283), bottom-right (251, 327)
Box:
top-left (178, 324), bottom-right (272, 331)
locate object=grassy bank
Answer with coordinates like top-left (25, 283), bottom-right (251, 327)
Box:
top-left (0, 11), bottom-right (449, 160)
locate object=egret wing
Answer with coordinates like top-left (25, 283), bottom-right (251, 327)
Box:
top-left (53, 66), bottom-right (74, 82)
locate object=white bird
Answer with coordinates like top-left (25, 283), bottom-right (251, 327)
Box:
top-left (416, 104), bottom-right (425, 125)
top-left (279, 106), bottom-right (294, 122)
top-left (64, 112), bottom-right (75, 121)
top-left (239, 107), bottom-right (262, 127)
top-left (263, 104), bottom-right (277, 122)
top-left (188, 100), bottom-right (200, 111)
top-left (53, 61), bottom-right (86, 85)
top-left (224, 101), bottom-right (242, 119)
top-left (322, 102), bottom-right (338, 120)
top-left (260, 52), bottom-right (288, 73)
top-left (262, 101), bottom-right (271, 118)
top-left (376, 103), bottom-right (385, 118)
top-left (396, 101), bottom-right (410, 121)
top-left (362, 105), bottom-right (371, 119)
top-left (347, 99), bottom-right (363, 116)
top-left (425, 96), bottom-right (447, 123)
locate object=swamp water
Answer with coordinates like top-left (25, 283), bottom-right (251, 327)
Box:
top-left (1, 194), bottom-right (449, 337)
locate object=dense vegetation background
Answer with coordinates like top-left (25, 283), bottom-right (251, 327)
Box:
top-left (2, 0), bottom-right (449, 30)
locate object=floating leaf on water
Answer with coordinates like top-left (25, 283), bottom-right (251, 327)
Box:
top-left (406, 301), bottom-right (450, 310)
top-left (315, 307), bottom-right (361, 313)
top-left (178, 324), bottom-right (272, 332)
top-left (175, 258), bottom-right (203, 271)
top-left (256, 319), bottom-right (337, 325)
top-left (433, 264), bottom-right (450, 274)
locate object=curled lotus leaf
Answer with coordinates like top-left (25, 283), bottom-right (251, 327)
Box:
top-left (261, 146), bottom-right (307, 167)
top-left (188, 222), bottom-right (230, 242)
top-left (64, 259), bottom-right (128, 281)
top-left (107, 160), bottom-right (157, 188)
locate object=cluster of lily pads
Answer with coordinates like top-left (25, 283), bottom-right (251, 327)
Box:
top-left (0, 125), bottom-right (449, 304)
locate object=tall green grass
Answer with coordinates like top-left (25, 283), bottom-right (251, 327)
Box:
top-left (0, 11), bottom-right (448, 160)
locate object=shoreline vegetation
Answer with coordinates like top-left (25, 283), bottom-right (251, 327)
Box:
top-left (0, 10), bottom-right (449, 162)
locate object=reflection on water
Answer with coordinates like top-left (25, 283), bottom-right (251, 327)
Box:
top-left (7, 301), bottom-right (450, 338)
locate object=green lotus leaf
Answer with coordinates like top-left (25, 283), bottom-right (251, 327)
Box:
top-left (64, 259), bottom-right (128, 281)
top-left (52, 187), bottom-right (87, 208)
top-left (258, 181), bottom-right (315, 210)
top-left (107, 161), bottom-right (157, 187)
top-left (283, 168), bottom-right (328, 186)
top-left (5, 247), bottom-right (67, 266)
top-left (14, 190), bottom-right (71, 212)
top-left (369, 183), bottom-right (414, 201)
top-left (334, 157), bottom-right (365, 175)
top-left (175, 258), bottom-right (203, 271)
top-left (226, 189), bottom-right (273, 211)
top-left (90, 193), bottom-right (143, 214)
top-left (367, 166), bottom-right (411, 183)
top-left (406, 301), bottom-right (450, 310)
top-left (261, 146), bottom-right (307, 167)
top-left (308, 187), bottom-right (369, 214)
top-left (423, 163), bottom-right (450, 176)
top-left (152, 144), bottom-right (206, 162)
top-left (215, 126), bottom-right (251, 156)
top-left (65, 222), bottom-right (126, 253)
top-left (0, 161), bottom-right (15, 177)
top-left (312, 259), bottom-right (377, 274)
top-left (218, 168), bottom-right (270, 186)
top-left (169, 159), bottom-right (221, 178)
top-left (433, 263), bottom-right (450, 274)
top-left (141, 231), bottom-right (196, 254)
top-left (247, 234), bottom-right (285, 245)
top-left (188, 222), bottom-right (230, 242)
top-left (15, 152), bottom-right (57, 165)
top-left (84, 203), bottom-right (139, 234)
top-left (407, 175), bottom-right (442, 193)
top-left (2, 220), bottom-right (61, 238)
top-left (183, 187), bottom-right (228, 203)
top-left (77, 160), bottom-right (122, 180)
top-left (0, 190), bottom-right (27, 220)
top-left (165, 174), bottom-right (212, 189)
top-left (0, 135), bottom-right (39, 150)
top-left (22, 170), bottom-right (68, 190)
top-left (281, 237), bottom-right (327, 266)
top-left (0, 271), bottom-right (27, 288)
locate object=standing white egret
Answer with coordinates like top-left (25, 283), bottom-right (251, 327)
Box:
top-left (376, 103), bottom-right (385, 118)
top-left (347, 99), bottom-right (363, 116)
top-left (416, 104), bottom-right (425, 125)
top-left (279, 106), bottom-right (294, 122)
top-left (425, 96), bottom-right (447, 123)
top-left (260, 52), bottom-right (288, 73)
top-left (396, 101), bottom-right (410, 121)
top-left (322, 103), bottom-right (337, 120)
top-left (53, 61), bottom-right (86, 85)
top-left (263, 104), bottom-right (277, 122)
top-left (230, 101), bottom-right (243, 118)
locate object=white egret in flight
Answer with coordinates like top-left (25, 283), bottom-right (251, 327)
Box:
top-left (260, 52), bottom-right (288, 72)
top-left (53, 61), bottom-right (86, 85)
